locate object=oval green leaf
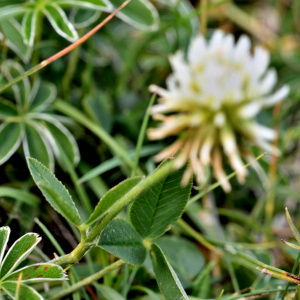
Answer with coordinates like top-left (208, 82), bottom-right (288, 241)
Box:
top-left (130, 160), bottom-right (192, 240)
top-left (0, 233), bottom-right (41, 278)
top-left (1, 282), bottom-right (43, 300)
top-left (99, 218), bottom-right (147, 266)
top-left (85, 176), bottom-right (143, 227)
top-left (27, 158), bottom-right (82, 226)
top-left (4, 263), bottom-right (67, 283)
top-left (0, 122), bottom-right (23, 165)
top-left (150, 243), bottom-right (189, 300)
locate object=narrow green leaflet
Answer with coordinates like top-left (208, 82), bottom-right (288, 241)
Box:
top-left (150, 243), bottom-right (189, 300)
top-left (24, 122), bottom-right (53, 171)
top-left (95, 283), bottom-right (126, 300)
top-left (108, 0), bottom-right (159, 30)
top-left (0, 6), bottom-right (28, 21)
top-left (0, 18), bottom-right (31, 63)
top-left (98, 218), bottom-right (147, 266)
top-left (28, 79), bottom-right (57, 111)
top-left (44, 2), bottom-right (78, 42)
top-left (2, 60), bottom-right (30, 106)
top-left (69, 9), bottom-right (101, 29)
top-left (0, 99), bottom-right (17, 119)
top-left (0, 227), bottom-right (10, 266)
top-left (57, 0), bottom-right (112, 11)
top-left (27, 158), bottom-right (82, 226)
top-left (43, 120), bottom-right (80, 167)
top-left (0, 122), bottom-right (23, 165)
top-left (0, 187), bottom-right (40, 207)
top-left (156, 236), bottom-right (205, 288)
top-left (4, 263), bottom-right (67, 283)
top-left (1, 282), bottom-right (43, 300)
top-left (130, 160), bottom-right (192, 240)
top-left (85, 176), bottom-right (143, 226)
top-left (22, 9), bottom-right (37, 47)
top-left (0, 233), bottom-right (41, 278)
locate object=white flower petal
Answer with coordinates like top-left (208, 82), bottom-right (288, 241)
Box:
top-left (259, 69), bottom-right (277, 95)
top-left (262, 85), bottom-right (290, 107)
top-left (238, 102), bottom-right (261, 118)
top-left (234, 34), bottom-right (251, 60)
top-left (188, 35), bottom-right (206, 66)
top-left (253, 46), bottom-right (270, 77)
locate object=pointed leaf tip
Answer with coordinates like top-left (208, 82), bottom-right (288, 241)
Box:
top-left (27, 158), bottom-right (82, 226)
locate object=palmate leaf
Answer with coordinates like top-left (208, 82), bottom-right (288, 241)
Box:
top-left (27, 158), bottom-right (82, 226)
top-left (23, 122), bottom-right (54, 171)
top-left (4, 263), bottom-right (67, 283)
top-left (130, 159), bottom-right (192, 240)
top-left (150, 243), bottom-right (189, 300)
top-left (0, 122), bottom-right (23, 165)
top-left (85, 176), bottom-right (143, 226)
top-left (44, 2), bottom-right (78, 42)
top-left (0, 18), bottom-right (31, 63)
top-left (98, 218), bottom-right (147, 266)
top-left (108, 0), bottom-right (159, 31)
top-left (1, 282), bottom-right (43, 300)
top-left (0, 233), bottom-right (41, 278)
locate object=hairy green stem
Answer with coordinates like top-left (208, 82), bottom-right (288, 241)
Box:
top-left (49, 260), bottom-right (125, 300)
top-left (131, 94), bottom-right (156, 177)
top-left (54, 99), bottom-right (143, 175)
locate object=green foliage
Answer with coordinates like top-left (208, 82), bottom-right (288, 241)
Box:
top-left (130, 159), bottom-right (192, 240)
top-left (150, 243), bottom-right (189, 300)
top-left (86, 176), bottom-right (143, 226)
top-left (0, 61), bottom-right (79, 170)
top-left (0, 227), bottom-right (66, 299)
top-left (99, 218), bottom-right (147, 266)
top-left (28, 158), bottom-right (83, 226)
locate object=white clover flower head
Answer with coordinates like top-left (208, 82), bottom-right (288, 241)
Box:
top-left (148, 30), bottom-right (290, 192)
